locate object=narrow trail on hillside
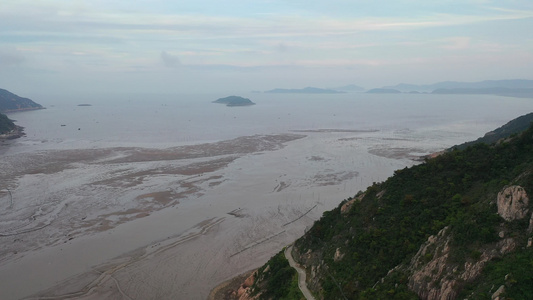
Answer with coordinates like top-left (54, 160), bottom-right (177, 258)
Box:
top-left (284, 245), bottom-right (316, 300)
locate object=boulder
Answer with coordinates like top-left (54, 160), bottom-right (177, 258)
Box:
top-left (492, 285), bottom-right (505, 300)
top-left (497, 186), bottom-right (529, 221)
top-left (334, 248), bottom-right (344, 262)
top-left (243, 273), bottom-right (255, 288)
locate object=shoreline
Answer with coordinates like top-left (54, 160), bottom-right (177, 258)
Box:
top-left (208, 269), bottom-right (256, 300)
top-left (1, 107), bottom-right (45, 113)
top-left (0, 125), bottom-right (25, 142)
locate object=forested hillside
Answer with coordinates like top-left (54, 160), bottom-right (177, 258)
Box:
top-left (0, 88), bottom-right (43, 112)
top-left (0, 113), bottom-right (15, 134)
top-left (252, 116), bottom-right (533, 300)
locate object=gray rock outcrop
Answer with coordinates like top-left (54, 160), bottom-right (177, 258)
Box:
top-left (497, 186), bottom-right (529, 221)
top-left (407, 226), bottom-right (516, 300)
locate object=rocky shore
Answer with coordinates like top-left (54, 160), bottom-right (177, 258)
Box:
top-left (0, 125), bottom-right (25, 141)
top-left (208, 270), bottom-right (256, 300)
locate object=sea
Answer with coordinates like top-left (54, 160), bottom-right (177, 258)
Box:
top-left (5, 92), bottom-right (533, 152)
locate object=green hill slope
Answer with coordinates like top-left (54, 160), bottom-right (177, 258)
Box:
top-left (0, 88), bottom-right (43, 112)
top-left (453, 112), bottom-right (533, 150)
top-left (0, 113), bottom-right (16, 134)
top-left (252, 116), bottom-right (533, 300)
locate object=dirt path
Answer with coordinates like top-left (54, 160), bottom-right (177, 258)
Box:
top-left (284, 245), bottom-right (316, 300)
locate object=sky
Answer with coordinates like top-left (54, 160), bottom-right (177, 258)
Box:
top-left (1, 0), bottom-right (533, 96)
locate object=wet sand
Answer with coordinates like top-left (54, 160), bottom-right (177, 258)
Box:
top-left (0, 131), bottom-right (425, 300)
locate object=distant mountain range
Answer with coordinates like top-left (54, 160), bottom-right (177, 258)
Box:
top-left (383, 79), bottom-right (533, 93)
top-left (264, 87), bottom-right (345, 94)
top-left (0, 88), bottom-right (43, 112)
top-left (328, 84), bottom-right (365, 92)
top-left (263, 80), bottom-right (533, 98)
top-left (264, 85), bottom-right (365, 94)
top-left (432, 87), bottom-right (533, 98)
top-left (366, 88), bottom-right (401, 94)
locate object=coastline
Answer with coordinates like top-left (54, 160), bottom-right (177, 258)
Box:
top-left (1, 107), bottom-right (45, 113)
top-left (0, 125), bottom-right (25, 142)
top-left (208, 269), bottom-right (256, 300)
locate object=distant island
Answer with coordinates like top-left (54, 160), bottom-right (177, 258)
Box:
top-left (381, 79), bottom-right (533, 98)
top-left (432, 87), bottom-right (533, 98)
top-left (366, 88), bottom-right (401, 94)
top-left (328, 84), bottom-right (365, 92)
top-left (264, 87), bottom-right (345, 94)
top-left (213, 96), bottom-right (255, 107)
top-left (78, 104), bottom-right (92, 107)
top-left (0, 88), bottom-right (43, 113)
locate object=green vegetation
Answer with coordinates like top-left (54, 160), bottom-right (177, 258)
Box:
top-left (0, 113), bottom-right (15, 134)
top-left (251, 250), bottom-right (304, 300)
top-left (459, 249), bottom-right (533, 299)
top-left (254, 117), bottom-right (533, 299)
top-left (454, 112), bottom-right (533, 150)
top-left (0, 88), bottom-right (43, 112)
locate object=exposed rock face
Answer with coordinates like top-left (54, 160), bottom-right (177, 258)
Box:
top-left (333, 248), bottom-right (344, 262)
top-left (293, 247), bottom-right (326, 295)
top-left (492, 285), bottom-right (505, 300)
top-left (497, 185), bottom-right (529, 221)
top-left (340, 199), bottom-right (357, 214)
top-left (407, 227), bottom-right (517, 300)
top-left (408, 227), bottom-right (458, 300)
top-left (235, 272), bottom-right (257, 300)
top-left (341, 193), bottom-right (365, 214)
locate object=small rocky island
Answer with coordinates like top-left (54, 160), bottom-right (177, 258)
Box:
top-left (213, 96), bottom-right (255, 107)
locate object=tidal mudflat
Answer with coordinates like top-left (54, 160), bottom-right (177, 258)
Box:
top-left (0, 129), bottom-right (429, 300)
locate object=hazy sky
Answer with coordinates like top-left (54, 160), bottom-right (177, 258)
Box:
top-left (1, 0), bottom-right (532, 96)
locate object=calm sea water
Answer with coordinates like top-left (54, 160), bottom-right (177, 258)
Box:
top-left (5, 92), bottom-right (533, 151)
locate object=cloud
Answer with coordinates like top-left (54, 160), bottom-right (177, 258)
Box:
top-left (160, 51), bottom-right (181, 68)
